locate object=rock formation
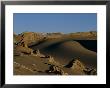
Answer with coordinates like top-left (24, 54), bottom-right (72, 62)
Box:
top-left (46, 65), bottom-right (68, 75)
top-left (65, 58), bottom-right (85, 69)
top-left (83, 68), bottom-right (97, 75)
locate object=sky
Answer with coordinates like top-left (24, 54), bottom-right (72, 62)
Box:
top-left (13, 13), bottom-right (97, 34)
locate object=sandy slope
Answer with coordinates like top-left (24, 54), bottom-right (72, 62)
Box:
top-left (14, 56), bottom-right (51, 75)
top-left (30, 39), bottom-right (97, 69)
top-left (14, 55), bottom-right (87, 75)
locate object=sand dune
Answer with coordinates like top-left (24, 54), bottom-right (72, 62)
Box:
top-left (14, 32), bottom-right (97, 75)
top-left (30, 39), bottom-right (97, 69)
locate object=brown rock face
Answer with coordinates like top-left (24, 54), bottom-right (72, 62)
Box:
top-left (65, 58), bottom-right (96, 75)
top-left (14, 32), bottom-right (46, 56)
top-left (15, 32), bottom-right (44, 46)
top-left (71, 59), bottom-right (85, 70)
top-left (46, 65), bottom-right (67, 75)
top-left (14, 46), bottom-right (33, 56)
top-left (21, 32), bottom-right (43, 45)
top-left (65, 58), bottom-right (85, 71)
top-left (83, 68), bottom-right (97, 75)
top-left (65, 58), bottom-right (84, 67)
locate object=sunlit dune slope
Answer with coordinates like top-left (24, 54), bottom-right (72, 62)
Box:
top-left (30, 39), bottom-right (97, 68)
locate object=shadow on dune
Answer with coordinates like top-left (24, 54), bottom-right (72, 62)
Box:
top-left (30, 39), bottom-right (97, 69)
top-left (76, 40), bottom-right (97, 52)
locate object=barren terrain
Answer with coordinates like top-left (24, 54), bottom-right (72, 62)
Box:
top-left (14, 31), bottom-right (97, 75)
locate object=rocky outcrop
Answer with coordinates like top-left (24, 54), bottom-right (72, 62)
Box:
top-left (14, 32), bottom-right (46, 56)
top-left (71, 59), bottom-right (85, 70)
top-left (15, 32), bottom-right (45, 47)
top-left (65, 31), bottom-right (97, 40)
top-left (65, 58), bottom-right (85, 70)
top-left (14, 46), bottom-right (33, 56)
top-left (65, 58), bottom-right (97, 75)
top-left (83, 68), bottom-right (97, 75)
top-left (46, 32), bottom-right (64, 39)
top-left (33, 49), bottom-right (45, 57)
top-left (48, 56), bottom-right (55, 63)
top-left (46, 65), bottom-right (68, 75)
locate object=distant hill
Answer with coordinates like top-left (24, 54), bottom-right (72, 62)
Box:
top-left (14, 31), bottom-right (97, 46)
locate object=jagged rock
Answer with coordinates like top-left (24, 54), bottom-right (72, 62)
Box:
top-left (65, 59), bottom-right (75, 68)
top-left (20, 42), bottom-right (28, 48)
top-left (33, 49), bottom-right (45, 57)
top-left (65, 58), bottom-right (86, 74)
top-left (65, 58), bottom-right (85, 69)
top-left (46, 65), bottom-right (67, 75)
top-left (15, 32), bottom-right (45, 47)
top-left (33, 50), bottom-right (38, 54)
top-left (14, 46), bottom-right (33, 56)
top-left (83, 68), bottom-right (97, 75)
top-left (40, 54), bottom-right (51, 58)
top-left (48, 56), bottom-right (55, 63)
top-left (71, 59), bottom-right (85, 70)
top-left (47, 56), bottom-right (60, 66)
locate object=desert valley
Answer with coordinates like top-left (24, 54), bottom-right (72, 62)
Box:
top-left (13, 31), bottom-right (97, 75)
